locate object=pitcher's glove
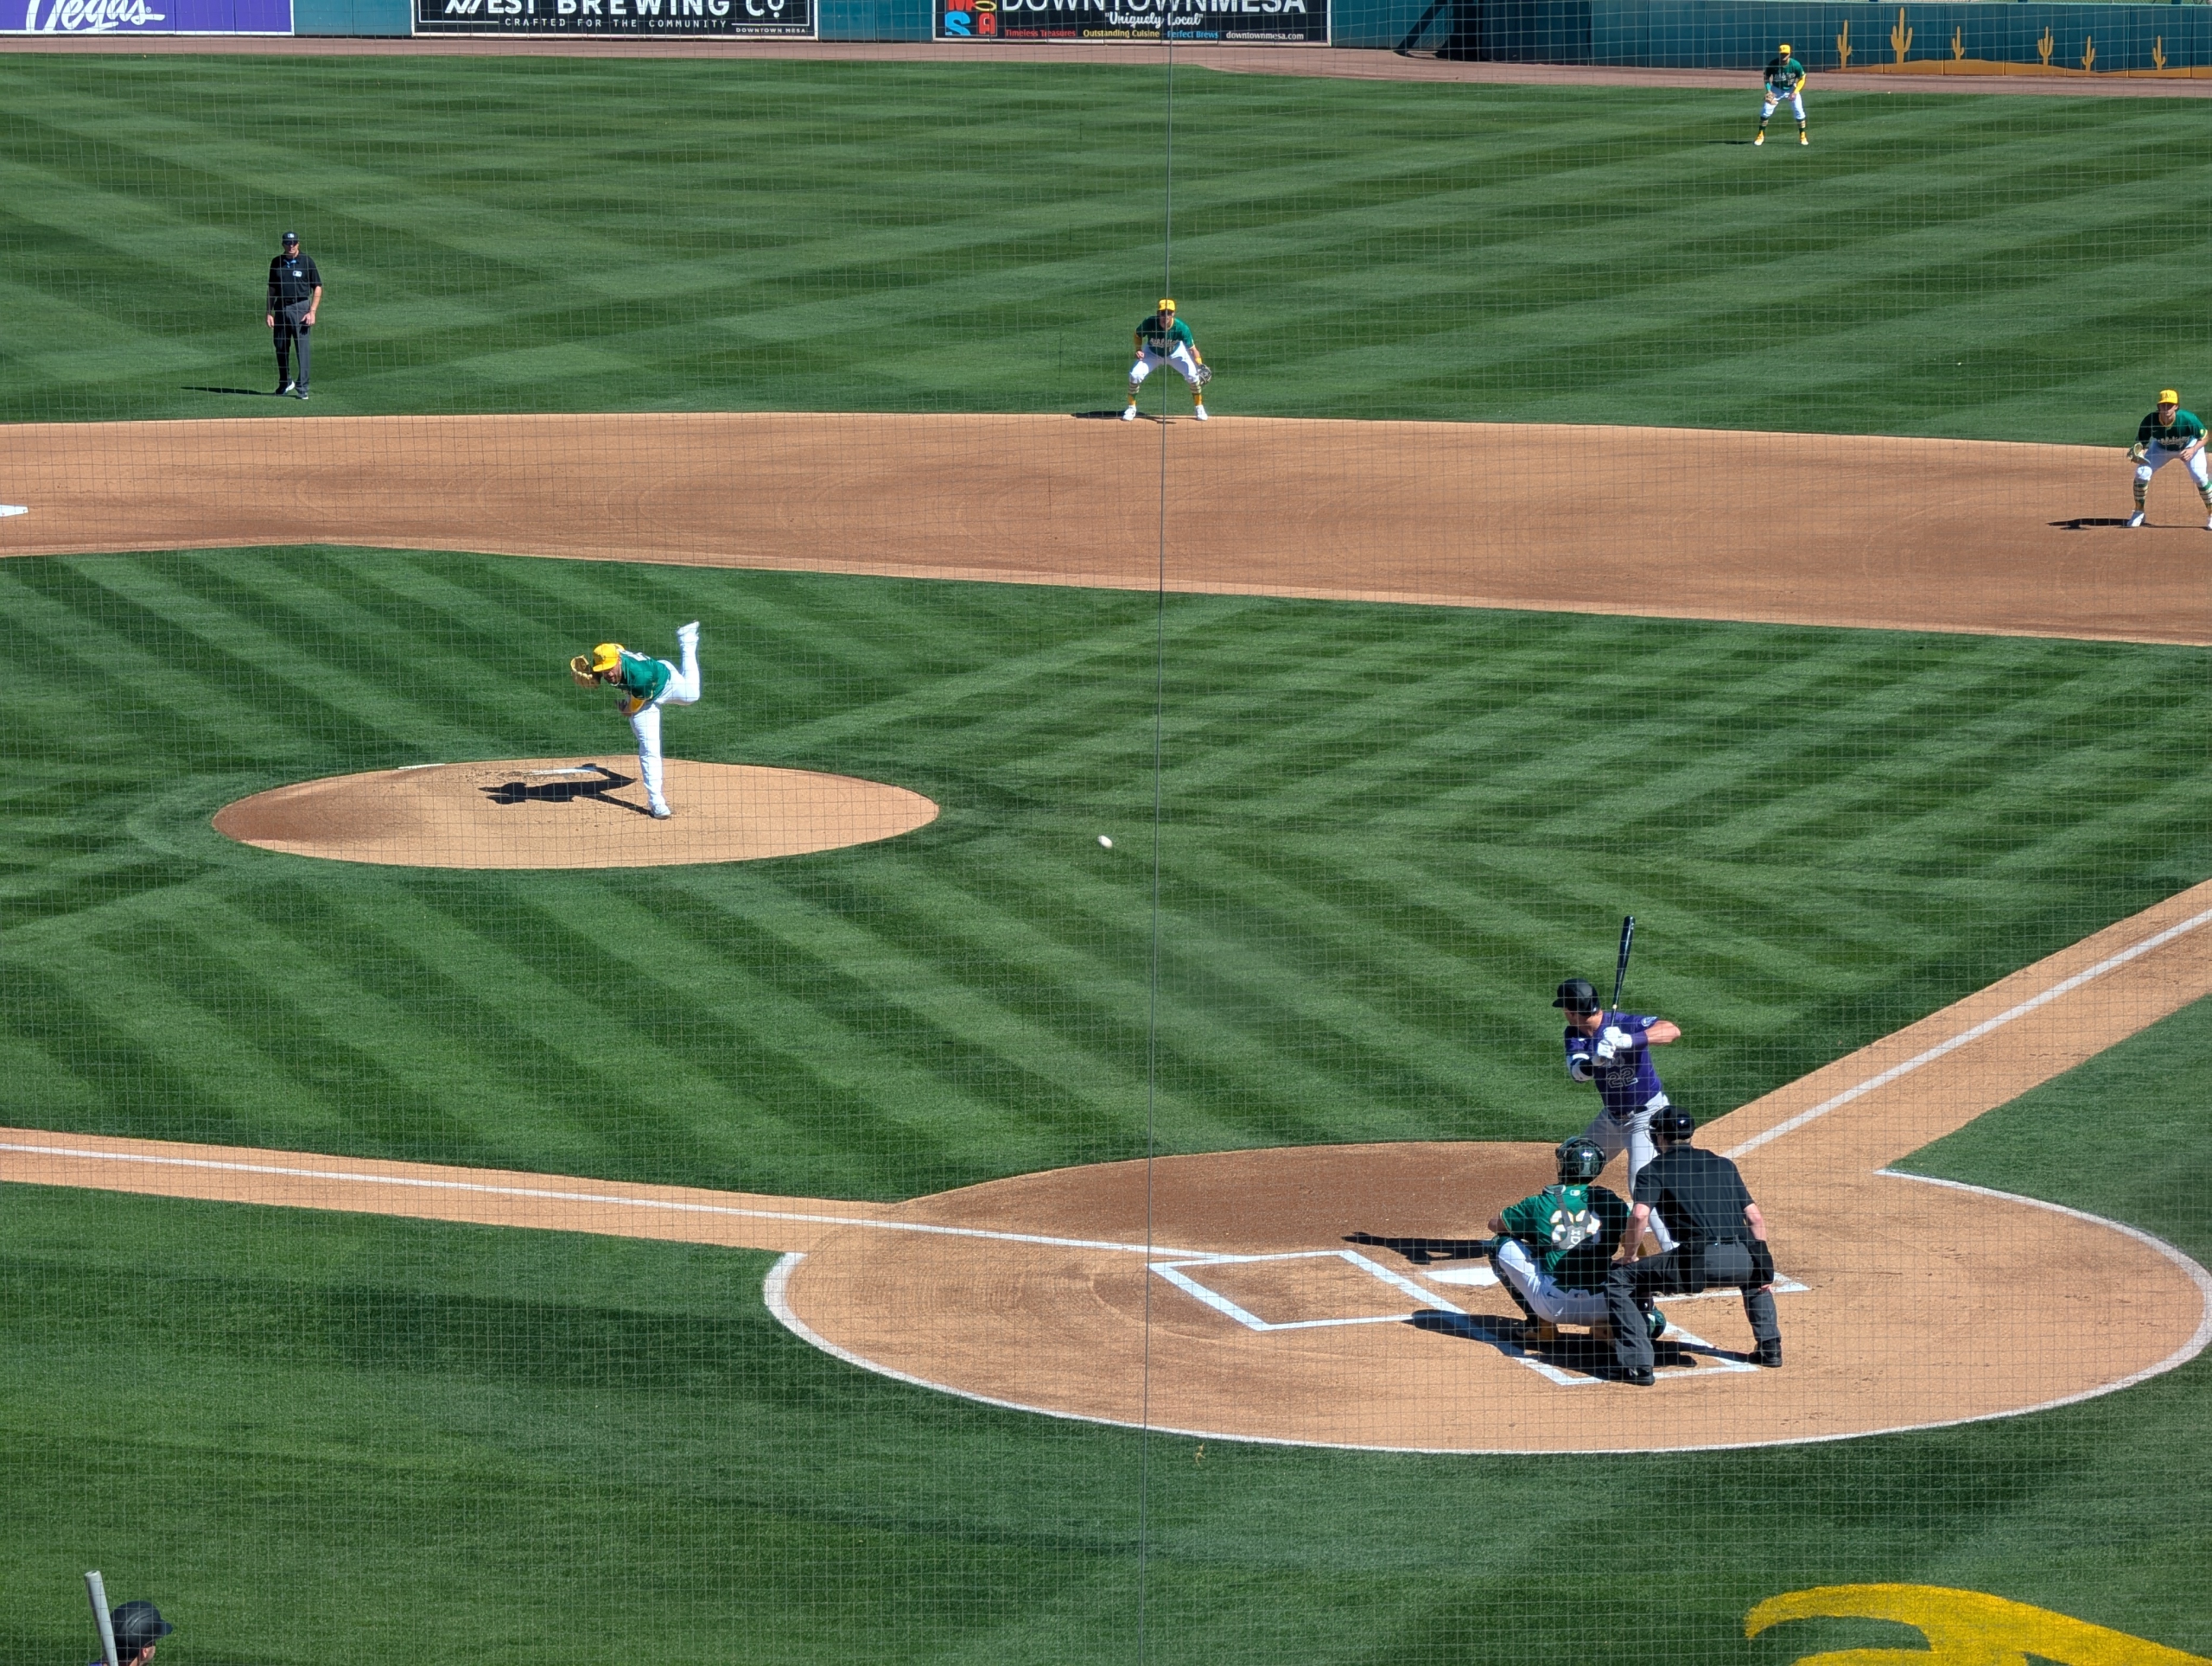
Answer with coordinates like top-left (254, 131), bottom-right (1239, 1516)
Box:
top-left (2128, 442), bottom-right (2149, 463)
top-left (569, 654), bottom-right (600, 688)
top-left (1194, 364), bottom-right (1213, 386)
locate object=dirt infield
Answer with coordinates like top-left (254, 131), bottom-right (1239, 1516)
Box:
top-left (10, 37), bottom-right (2212, 99)
top-left (213, 757), bottom-right (938, 868)
top-left (8, 877), bottom-right (2210, 1453)
top-left (3, 414), bottom-right (2205, 645)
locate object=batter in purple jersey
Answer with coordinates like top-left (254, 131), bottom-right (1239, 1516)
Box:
top-left (1552, 975), bottom-right (1681, 1253)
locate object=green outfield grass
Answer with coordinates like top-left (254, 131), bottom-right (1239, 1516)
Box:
top-left (2, 54), bottom-right (2208, 441)
top-left (2, 995), bottom-right (2204, 1666)
top-left (2, 548), bottom-right (2208, 1196)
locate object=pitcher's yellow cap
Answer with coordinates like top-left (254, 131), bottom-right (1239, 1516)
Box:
top-left (589, 643), bottom-right (624, 673)
top-left (2159, 389), bottom-right (2180, 405)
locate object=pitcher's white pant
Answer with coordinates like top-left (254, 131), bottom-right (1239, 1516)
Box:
top-left (1580, 1098), bottom-right (1679, 1253)
top-left (2134, 444), bottom-right (2210, 490)
top-left (629, 626), bottom-right (701, 816)
top-left (1493, 1239), bottom-right (1611, 1327)
top-left (1129, 343), bottom-right (1205, 388)
top-left (1762, 89), bottom-right (1805, 121)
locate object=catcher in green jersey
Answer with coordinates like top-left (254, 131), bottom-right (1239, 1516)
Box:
top-left (1485, 1136), bottom-right (1663, 1348)
top-left (2126, 389), bottom-right (2212, 528)
top-left (569, 620), bottom-right (701, 819)
top-left (1755, 44), bottom-right (1808, 146)
top-left (1122, 298), bottom-right (1210, 422)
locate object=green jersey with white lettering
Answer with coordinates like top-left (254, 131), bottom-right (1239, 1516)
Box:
top-left (2137, 409), bottom-right (2207, 450)
top-left (1498, 1183), bottom-right (1630, 1291)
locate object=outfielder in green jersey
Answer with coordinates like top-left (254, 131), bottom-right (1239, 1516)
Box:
top-left (1486, 1137), bottom-right (1662, 1345)
top-left (1756, 45), bottom-right (1808, 146)
top-left (2126, 389), bottom-right (2212, 528)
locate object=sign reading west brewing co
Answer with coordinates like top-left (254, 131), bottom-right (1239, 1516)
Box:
top-left (937, 0), bottom-right (1325, 42)
top-left (10, 0), bottom-right (288, 32)
top-left (416, 0), bottom-right (810, 33)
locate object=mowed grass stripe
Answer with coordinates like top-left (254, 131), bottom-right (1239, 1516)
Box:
top-left (0, 60), bottom-right (2204, 436)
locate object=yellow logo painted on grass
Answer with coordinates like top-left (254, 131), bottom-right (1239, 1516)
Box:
top-left (1746, 1585), bottom-right (2209, 1664)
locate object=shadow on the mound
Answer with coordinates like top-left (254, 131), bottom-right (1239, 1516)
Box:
top-left (2052, 517), bottom-right (2139, 529)
top-left (1344, 1230), bottom-right (1496, 1266)
top-left (480, 762), bottom-right (645, 812)
top-left (1409, 1309), bottom-right (1710, 1378)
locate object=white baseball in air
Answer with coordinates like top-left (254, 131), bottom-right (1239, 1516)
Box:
top-left (1098, 836), bottom-right (1113, 849)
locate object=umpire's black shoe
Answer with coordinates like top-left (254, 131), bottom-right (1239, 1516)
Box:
top-left (1617, 1367), bottom-right (1656, 1387)
top-left (276, 380), bottom-right (296, 396)
top-left (1756, 1342), bottom-right (1783, 1368)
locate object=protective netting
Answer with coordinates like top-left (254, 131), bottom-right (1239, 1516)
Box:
top-left (1, 35), bottom-right (2207, 1666)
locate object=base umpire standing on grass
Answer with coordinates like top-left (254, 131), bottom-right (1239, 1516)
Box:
top-left (1602, 1107), bottom-right (1782, 1384)
top-left (265, 232), bottom-right (321, 400)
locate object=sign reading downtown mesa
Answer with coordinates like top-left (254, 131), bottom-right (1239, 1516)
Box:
top-left (938, 0), bottom-right (1327, 43)
top-left (417, 0), bottom-right (810, 32)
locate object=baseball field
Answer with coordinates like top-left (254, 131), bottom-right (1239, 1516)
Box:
top-left (3, 43), bottom-right (2209, 1666)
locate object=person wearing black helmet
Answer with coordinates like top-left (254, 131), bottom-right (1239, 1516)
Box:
top-left (1553, 974), bottom-right (1681, 1255)
top-left (96, 1599), bottom-right (173, 1666)
top-left (1601, 1106), bottom-right (1782, 1384)
top-left (1484, 1135), bottom-right (1663, 1349)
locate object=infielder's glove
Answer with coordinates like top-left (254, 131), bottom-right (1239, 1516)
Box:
top-left (1194, 364), bottom-right (1213, 386)
top-left (2128, 442), bottom-right (2150, 463)
top-left (569, 654), bottom-right (600, 688)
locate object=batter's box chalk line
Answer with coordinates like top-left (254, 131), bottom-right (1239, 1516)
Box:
top-left (1152, 1250), bottom-right (1803, 1385)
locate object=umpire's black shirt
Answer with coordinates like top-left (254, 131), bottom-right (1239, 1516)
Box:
top-left (1632, 1144), bottom-right (1756, 1247)
top-left (269, 251), bottom-right (321, 308)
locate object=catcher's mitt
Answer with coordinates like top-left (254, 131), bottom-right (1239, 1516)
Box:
top-left (1194, 364), bottom-right (1213, 387)
top-left (570, 654), bottom-right (600, 688)
top-left (2128, 442), bottom-right (2150, 463)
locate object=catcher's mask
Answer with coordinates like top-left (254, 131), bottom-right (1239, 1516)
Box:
top-left (588, 643), bottom-right (624, 675)
top-left (1555, 1136), bottom-right (1606, 1186)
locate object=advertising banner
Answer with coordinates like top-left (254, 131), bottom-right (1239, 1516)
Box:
top-left (938, 0), bottom-right (1325, 43)
top-left (9, 0), bottom-right (289, 33)
top-left (416, 0), bottom-right (810, 33)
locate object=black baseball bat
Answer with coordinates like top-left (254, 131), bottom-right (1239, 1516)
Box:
top-left (1609, 915), bottom-right (1635, 1013)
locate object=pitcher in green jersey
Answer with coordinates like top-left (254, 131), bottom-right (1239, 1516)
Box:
top-left (571, 620), bottom-right (701, 819)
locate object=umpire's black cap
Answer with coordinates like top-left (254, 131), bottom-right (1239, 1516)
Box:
top-left (281, 231), bottom-right (298, 245)
top-left (1552, 976), bottom-right (1599, 1014)
top-left (111, 1601), bottom-right (173, 1654)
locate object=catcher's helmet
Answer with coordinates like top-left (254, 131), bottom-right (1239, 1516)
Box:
top-left (588, 642), bottom-right (624, 674)
top-left (1555, 1136), bottom-right (1606, 1185)
top-left (1650, 1106), bottom-right (1694, 1142)
top-left (1552, 976), bottom-right (1599, 1015)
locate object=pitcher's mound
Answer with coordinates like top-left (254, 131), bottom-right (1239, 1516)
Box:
top-left (213, 757), bottom-right (938, 868)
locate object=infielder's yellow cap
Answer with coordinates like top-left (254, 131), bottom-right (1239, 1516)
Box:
top-left (589, 642), bottom-right (624, 673)
top-left (2159, 389), bottom-right (2180, 405)
top-left (1158, 298), bottom-right (1175, 312)
top-left (1777, 41), bottom-right (1790, 52)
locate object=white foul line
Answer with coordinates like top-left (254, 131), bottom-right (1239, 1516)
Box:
top-left (0, 1140), bottom-right (1224, 1261)
top-left (1725, 904), bottom-right (2212, 1160)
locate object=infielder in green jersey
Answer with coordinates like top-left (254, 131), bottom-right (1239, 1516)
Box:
top-left (2126, 389), bottom-right (2212, 528)
top-left (569, 620), bottom-right (701, 819)
top-left (1485, 1137), bottom-right (1662, 1347)
top-left (1755, 44), bottom-right (1807, 145)
top-left (1123, 298), bottom-right (1209, 422)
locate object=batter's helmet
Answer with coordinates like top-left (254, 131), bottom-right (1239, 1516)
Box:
top-left (1552, 976), bottom-right (1599, 1015)
top-left (1649, 1106), bottom-right (1694, 1142)
top-left (112, 1602), bottom-right (174, 1656)
top-left (1555, 1136), bottom-right (1605, 1185)
top-left (588, 642), bottom-right (624, 674)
